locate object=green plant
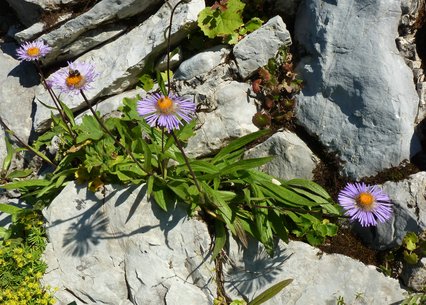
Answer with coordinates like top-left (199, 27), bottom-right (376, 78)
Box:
top-left (401, 292), bottom-right (426, 305)
top-left (0, 2), bottom-right (343, 304)
top-left (214, 279), bottom-right (293, 305)
top-left (0, 209), bottom-right (56, 305)
top-left (402, 231), bottom-right (426, 265)
top-left (197, 0), bottom-right (263, 44)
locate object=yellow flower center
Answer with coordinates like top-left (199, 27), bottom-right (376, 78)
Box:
top-left (156, 96), bottom-right (174, 114)
top-left (65, 70), bottom-right (85, 88)
top-left (26, 47), bottom-right (40, 57)
top-left (356, 192), bottom-right (374, 209)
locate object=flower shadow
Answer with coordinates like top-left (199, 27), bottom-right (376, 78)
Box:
top-left (224, 239), bottom-right (290, 301)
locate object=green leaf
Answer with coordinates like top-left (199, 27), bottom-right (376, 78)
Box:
top-left (248, 279), bottom-right (293, 305)
top-left (403, 232), bottom-right (419, 251)
top-left (244, 17), bottom-right (263, 33)
top-left (140, 140), bottom-right (152, 173)
top-left (2, 134), bottom-right (14, 172)
top-left (156, 71), bottom-right (167, 96)
top-left (403, 250), bottom-right (419, 265)
top-left (258, 181), bottom-right (317, 207)
top-left (76, 115), bottom-right (105, 143)
top-left (286, 179), bottom-right (332, 201)
top-left (0, 203), bottom-right (23, 215)
top-left (198, 0), bottom-right (245, 39)
top-left (211, 221), bottom-right (227, 261)
top-left (1, 179), bottom-right (50, 190)
top-left (213, 129), bottom-right (270, 164)
top-left (139, 74), bottom-right (155, 92)
top-left (220, 157), bottom-right (273, 175)
top-left (5, 169), bottom-right (33, 179)
top-left (0, 226), bottom-right (11, 239)
top-left (60, 101), bottom-right (76, 127)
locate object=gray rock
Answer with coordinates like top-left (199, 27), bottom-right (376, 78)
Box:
top-left (225, 238), bottom-right (405, 305)
top-left (294, 0), bottom-right (420, 179)
top-left (174, 45), bottom-right (231, 80)
top-left (186, 81), bottom-right (258, 156)
top-left (233, 16), bottom-right (292, 79)
top-left (401, 257), bottom-right (426, 292)
top-left (42, 182), bottom-right (216, 305)
top-left (30, 0), bottom-right (164, 64)
top-left (0, 42), bottom-right (38, 143)
top-left (244, 130), bottom-right (319, 180)
top-left (33, 0), bottom-right (205, 131)
top-left (355, 172), bottom-right (426, 250)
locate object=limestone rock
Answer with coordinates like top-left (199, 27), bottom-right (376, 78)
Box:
top-left (225, 239), bottom-right (406, 305)
top-left (401, 257), bottom-right (426, 292)
top-left (186, 81), bottom-right (258, 156)
top-left (355, 172), bottom-right (426, 250)
top-left (0, 42), bottom-right (38, 143)
top-left (233, 15), bottom-right (292, 79)
top-left (26, 0), bottom-right (164, 63)
top-left (42, 182), bottom-right (216, 305)
top-left (174, 45), bottom-right (231, 80)
top-left (244, 130), bottom-right (319, 180)
top-left (33, 0), bottom-right (205, 131)
top-left (294, 0), bottom-right (420, 179)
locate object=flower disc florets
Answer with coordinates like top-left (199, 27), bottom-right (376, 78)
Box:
top-left (16, 40), bottom-right (52, 61)
top-left (137, 93), bottom-right (196, 132)
top-left (338, 182), bottom-right (393, 227)
top-left (48, 61), bottom-right (98, 95)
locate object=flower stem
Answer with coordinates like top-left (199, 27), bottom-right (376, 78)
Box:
top-left (170, 130), bottom-right (204, 204)
top-left (166, 0), bottom-right (186, 96)
top-left (35, 61), bottom-right (77, 142)
top-left (0, 116), bottom-right (57, 168)
top-left (79, 90), bottom-right (150, 176)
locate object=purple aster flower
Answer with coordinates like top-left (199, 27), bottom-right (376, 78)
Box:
top-left (48, 61), bottom-right (98, 95)
top-left (338, 182), bottom-right (393, 227)
top-left (137, 93), bottom-right (196, 132)
top-left (16, 40), bottom-right (52, 62)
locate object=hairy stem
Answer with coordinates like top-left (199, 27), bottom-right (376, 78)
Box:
top-left (166, 0), bottom-right (186, 95)
top-left (35, 61), bottom-right (77, 142)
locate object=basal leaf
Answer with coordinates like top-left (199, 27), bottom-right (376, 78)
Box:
top-left (0, 203), bottom-right (23, 215)
top-left (1, 179), bottom-right (50, 190)
top-left (211, 220), bottom-right (227, 261)
top-left (285, 179), bottom-right (332, 201)
top-left (2, 134), bottom-right (14, 172)
top-left (248, 279), bottom-right (293, 305)
top-left (213, 129), bottom-right (270, 164)
top-left (6, 169), bottom-right (33, 179)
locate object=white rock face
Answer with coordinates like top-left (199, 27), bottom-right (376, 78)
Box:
top-left (30, 0), bottom-right (164, 63)
top-left (0, 43), bottom-right (38, 143)
top-left (225, 239), bottom-right (405, 305)
top-left (295, 0), bottom-right (420, 179)
top-left (174, 45), bottom-right (231, 80)
top-left (244, 131), bottom-right (319, 180)
top-left (233, 16), bottom-right (292, 79)
top-left (33, 0), bottom-right (205, 131)
top-left (186, 81), bottom-right (258, 156)
top-left (42, 182), bottom-right (216, 305)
